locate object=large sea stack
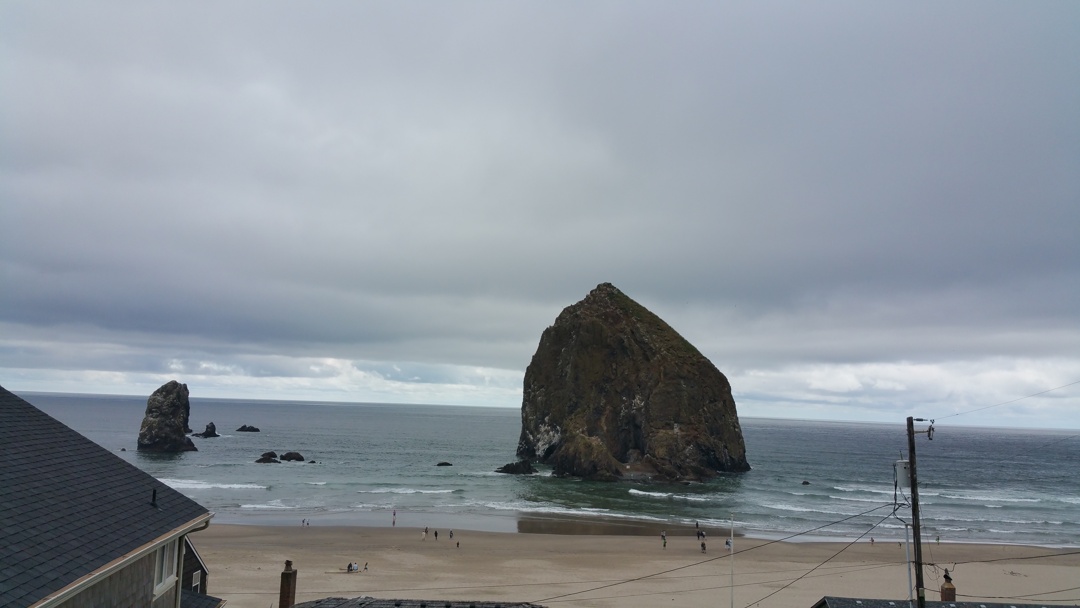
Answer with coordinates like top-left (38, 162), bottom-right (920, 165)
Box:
top-left (137, 380), bottom-right (197, 452)
top-left (516, 283), bottom-right (749, 481)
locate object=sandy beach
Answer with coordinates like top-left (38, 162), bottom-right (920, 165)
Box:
top-left (190, 520), bottom-right (1079, 608)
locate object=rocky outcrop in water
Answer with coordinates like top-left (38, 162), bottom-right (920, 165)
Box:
top-left (137, 381), bottom-right (197, 452)
top-left (281, 451), bottom-right (305, 462)
top-left (515, 283), bottom-right (749, 482)
top-left (236, 424), bottom-right (260, 432)
top-left (495, 460), bottom-right (538, 475)
top-left (193, 422), bottom-right (219, 438)
top-left (256, 451), bottom-right (280, 463)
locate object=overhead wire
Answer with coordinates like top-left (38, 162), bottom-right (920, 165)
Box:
top-left (542, 562), bottom-right (904, 604)
top-left (745, 510), bottom-right (897, 607)
top-left (955, 586), bottom-right (1080, 602)
top-left (534, 502), bottom-right (897, 604)
top-left (935, 379), bottom-right (1080, 421)
top-left (933, 549), bottom-right (1080, 566)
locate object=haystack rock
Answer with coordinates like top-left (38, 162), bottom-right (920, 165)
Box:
top-left (516, 283), bottom-right (749, 481)
top-left (137, 381), bottom-right (197, 452)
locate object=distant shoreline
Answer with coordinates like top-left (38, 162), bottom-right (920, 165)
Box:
top-left (192, 523), bottom-right (1080, 608)
top-left (212, 508), bottom-right (732, 537)
top-left (208, 509), bottom-right (1079, 548)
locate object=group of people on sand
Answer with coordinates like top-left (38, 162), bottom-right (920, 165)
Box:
top-left (346, 562), bottom-right (367, 573)
top-left (660, 524), bottom-right (732, 554)
top-left (421, 526), bottom-right (459, 547)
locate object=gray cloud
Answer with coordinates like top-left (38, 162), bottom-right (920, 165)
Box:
top-left (2, 2), bottom-right (1078, 425)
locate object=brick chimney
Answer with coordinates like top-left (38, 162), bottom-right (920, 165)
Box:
top-left (940, 568), bottom-right (956, 601)
top-left (279, 559), bottom-right (297, 608)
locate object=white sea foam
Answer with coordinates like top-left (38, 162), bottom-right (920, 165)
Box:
top-left (361, 488), bottom-right (457, 495)
top-left (627, 489), bottom-right (712, 502)
top-left (476, 500), bottom-right (639, 519)
top-left (241, 500), bottom-right (293, 510)
top-left (761, 502), bottom-right (851, 516)
top-left (830, 495), bottom-right (884, 504)
top-left (942, 494), bottom-right (1040, 503)
top-left (678, 495), bottom-right (710, 502)
top-left (833, 485), bottom-right (894, 496)
top-left (306, 482), bottom-right (327, 486)
top-left (161, 478), bottom-right (267, 490)
top-left (629, 489), bottom-right (671, 498)
top-left (926, 514), bottom-right (1063, 525)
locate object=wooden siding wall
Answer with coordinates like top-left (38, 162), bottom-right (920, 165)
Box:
top-left (151, 584), bottom-right (178, 608)
top-left (182, 548), bottom-right (208, 594)
top-left (56, 552), bottom-right (166, 608)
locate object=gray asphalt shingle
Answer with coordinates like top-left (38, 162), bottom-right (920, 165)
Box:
top-left (0, 385), bottom-right (210, 608)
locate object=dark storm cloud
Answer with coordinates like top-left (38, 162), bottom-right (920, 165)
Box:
top-left (1, 2), bottom-right (1078, 423)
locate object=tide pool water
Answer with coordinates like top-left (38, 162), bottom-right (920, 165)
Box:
top-left (25, 392), bottom-right (1080, 547)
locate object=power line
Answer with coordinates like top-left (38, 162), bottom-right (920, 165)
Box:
top-left (937, 379), bottom-right (1080, 421)
top-left (956, 585), bottom-right (1080, 602)
top-left (1031, 433), bottom-right (1080, 450)
top-left (221, 563), bottom-right (907, 600)
top-left (746, 510), bottom-right (896, 607)
top-left (932, 549), bottom-right (1080, 566)
top-left (543, 563), bottom-right (903, 604)
top-left (534, 502), bottom-right (896, 604)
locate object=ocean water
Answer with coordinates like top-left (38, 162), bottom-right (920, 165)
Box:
top-left (23, 392), bottom-right (1080, 547)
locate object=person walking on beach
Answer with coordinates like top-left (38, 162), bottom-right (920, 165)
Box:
top-left (449, 530), bottom-right (454, 539)
top-left (434, 530), bottom-right (439, 540)
top-left (661, 530), bottom-right (667, 549)
top-left (701, 541), bottom-right (707, 554)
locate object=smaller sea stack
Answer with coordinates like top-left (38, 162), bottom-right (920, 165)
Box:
top-left (137, 380), bottom-right (197, 452)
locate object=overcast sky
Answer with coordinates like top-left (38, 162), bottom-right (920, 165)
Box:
top-left (2, 2), bottom-right (1078, 429)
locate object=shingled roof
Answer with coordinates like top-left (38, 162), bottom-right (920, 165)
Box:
top-left (0, 385), bottom-right (211, 607)
top-left (295, 599), bottom-right (544, 608)
top-left (814, 597), bottom-right (1080, 608)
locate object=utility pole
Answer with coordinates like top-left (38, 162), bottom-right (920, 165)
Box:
top-left (906, 417), bottom-right (927, 608)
